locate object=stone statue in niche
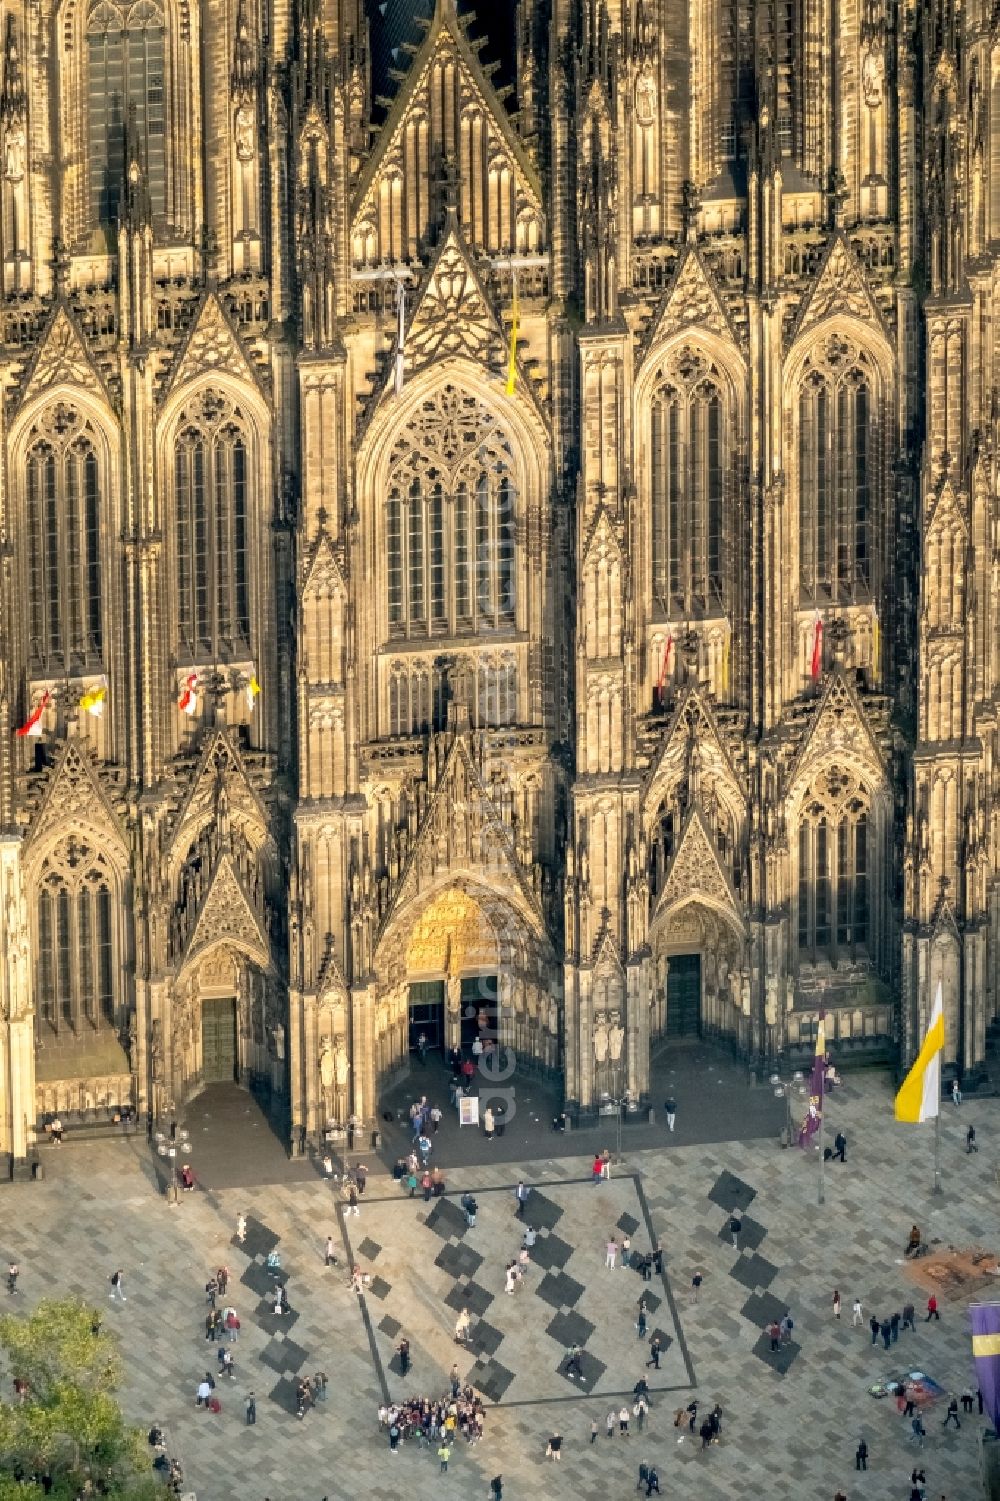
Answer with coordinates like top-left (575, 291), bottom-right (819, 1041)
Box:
top-left (234, 102), bottom-right (256, 162)
top-left (547, 997), bottom-right (559, 1035)
top-left (4, 118), bottom-right (25, 183)
top-left (607, 1012), bottom-right (625, 1062)
top-left (593, 1013), bottom-right (609, 1063)
top-left (271, 1022), bottom-right (285, 1062)
top-left (334, 1042), bottom-right (348, 1090)
top-left (319, 1042), bottom-right (335, 1107)
top-left (635, 64), bottom-right (657, 128)
top-left (150, 1019), bottom-right (164, 1083)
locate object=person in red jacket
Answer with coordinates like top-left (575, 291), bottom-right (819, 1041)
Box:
top-left (925, 1295), bottom-right (940, 1321)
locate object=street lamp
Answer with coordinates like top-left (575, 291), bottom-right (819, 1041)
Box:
top-left (770, 1068), bottom-right (805, 1147)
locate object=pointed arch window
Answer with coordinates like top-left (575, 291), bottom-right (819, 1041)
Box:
top-left (384, 386), bottom-right (518, 640)
top-left (174, 392), bottom-right (252, 659)
top-left (87, 0), bottom-right (166, 231)
top-left (24, 404), bottom-right (104, 673)
top-left (798, 338), bottom-right (876, 603)
top-left (35, 838), bottom-right (118, 1034)
top-left (651, 354), bottom-right (727, 614)
top-left (797, 769), bottom-right (871, 963)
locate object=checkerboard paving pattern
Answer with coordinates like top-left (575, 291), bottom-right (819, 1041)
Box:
top-left (343, 1177), bottom-right (690, 1404)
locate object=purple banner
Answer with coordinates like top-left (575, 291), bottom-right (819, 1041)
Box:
top-left (797, 1014), bottom-right (826, 1148)
top-left (971, 1303), bottom-right (1000, 1431)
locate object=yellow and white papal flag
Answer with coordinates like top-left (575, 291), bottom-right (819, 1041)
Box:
top-left (894, 982), bottom-right (944, 1122)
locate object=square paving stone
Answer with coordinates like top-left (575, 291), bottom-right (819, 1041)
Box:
top-left (357, 1237), bottom-right (382, 1260)
top-left (717, 1216), bottom-right (768, 1252)
top-left (378, 1314), bottom-right (401, 1339)
top-left (241, 1261), bottom-right (276, 1296)
top-left (520, 1192), bottom-right (564, 1230)
top-left (557, 1348), bottom-right (606, 1389)
top-left (740, 1291), bottom-right (788, 1328)
top-left (752, 1331), bottom-right (801, 1374)
top-left (470, 1320), bottom-right (504, 1357)
top-left (470, 1356), bottom-right (516, 1403)
top-left (424, 1198), bottom-right (468, 1239)
top-left (529, 1233), bottom-right (573, 1271)
top-left (617, 1211), bottom-right (640, 1236)
top-left (444, 1280), bottom-right (494, 1316)
top-left (434, 1242), bottom-right (484, 1279)
top-left (267, 1374), bottom-right (301, 1411)
top-left (708, 1170), bottom-right (758, 1212)
top-left (257, 1306), bottom-right (301, 1336)
top-left (545, 1309), bottom-right (596, 1349)
top-left (535, 1270), bottom-right (586, 1310)
top-left (240, 1218), bottom-right (279, 1257)
top-left (258, 1335), bottom-right (309, 1374)
top-left (728, 1252), bottom-right (779, 1292)
top-left (647, 1328), bottom-right (674, 1355)
top-left (636, 1291), bottom-right (662, 1316)
top-left (365, 1275), bottom-right (391, 1300)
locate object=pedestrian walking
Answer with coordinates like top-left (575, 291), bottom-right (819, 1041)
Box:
top-left (646, 1336), bottom-right (661, 1369)
top-left (6, 1262), bottom-right (18, 1296)
top-left (591, 1155), bottom-right (604, 1183)
top-left (325, 1235), bottom-right (337, 1266)
top-left (910, 1414), bottom-right (926, 1445)
top-left (780, 1312), bottom-right (795, 1343)
top-left (546, 1433), bottom-right (563, 1461)
top-left (224, 1306), bottom-right (240, 1341)
top-left (245, 1391), bottom-right (256, 1425)
top-left (902, 1301), bottom-right (915, 1331)
top-left (730, 1212), bottom-right (742, 1249)
top-left (483, 1106), bottom-right (495, 1140)
top-left (396, 1338), bottom-right (411, 1376)
top-left (952, 1079), bottom-right (961, 1105)
top-left (691, 1269), bottom-right (703, 1302)
top-left (621, 1235), bottom-right (631, 1268)
top-left (590, 1419), bottom-right (599, 1444)
top-left (767, 1320), bottom-right (781, 1351)
top-left (664, 1097), bottom-right (677, 1132)
top-left (515, 1181), bottom-right (530, 1218)
top-left (109, 1269), bottom-right (126, 1302)
top-left (652, 1243), bottom-right (664, 1275)
top-left (855, 1438), bottom-right (868, 1470)
top-left (437, 1441), bottom-right (451, 1472)
top-left (619, 1405), bottom-right (630, 1437)
top-left (880, 1317), bottom-right (892, 1350)
top-left (236, 1212), bottom-right (247, 1243)
top-left (636, 1302), bottom-right (647, 1338)
top-left (490, 1478), bottom-right (503, 1500)
top-left (833, 1289), bottom-right (841, 1318)
top-left (645, 1465), bottom-right (661, 1495)
top-left (852, 1297), bottom-right (863, 1326)
top-left (961, 1386), bottom-right (974, 1414)
top-left (345, 1184), bottom-right (360, 1216)
top-left (834, 1130), bottom-right (847, 1161)
top-left (890, 1310), bottom-right (900, 1342)
top-left (606, 1238), bottom-right (618, 1269)
top-left (606, 1409), bottom-right (616, 1438)
top-left (943, 1395), bottom-right (960, 1428)
top-left (925, 1295), bottom-right (940, 1321)
top-left (967, 1124), bottom-right (978, 1153)
top-left (205, 1276), bottom-right (218, 1307)
top-left (564, 1344), bottom-right (584, 1381)
top-left (901, 1383), bottom-right (916, 1417)
top-left (869, 1314), bottom-right (880, 1345)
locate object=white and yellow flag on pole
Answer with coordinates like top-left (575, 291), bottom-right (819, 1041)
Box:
top-left (894, 982), bottom-right (944, 1122)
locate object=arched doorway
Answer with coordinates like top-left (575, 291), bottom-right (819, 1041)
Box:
top-left (650, 898), bottom-right (748, 1046)
top-left (165, 939), bottom-right (279, 1113)
top-left (372, 877), bottom-right (556, 1090)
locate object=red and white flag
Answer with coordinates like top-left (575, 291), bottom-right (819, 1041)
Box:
top-left (15, 690), bottom-right (50, 737)
top-left (810, 615), bottom-right (823, 682)
top-left (178, 671), bottom-right (199, 716)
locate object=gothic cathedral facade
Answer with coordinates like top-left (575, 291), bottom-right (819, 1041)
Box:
top-left (0, 0), bottom-right (998, 1169)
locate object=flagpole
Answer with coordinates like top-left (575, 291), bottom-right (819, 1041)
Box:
top-left (933, 1108), bottom-right (941, 1195)
top-left (818, 1098), bottom-right (825, 1205)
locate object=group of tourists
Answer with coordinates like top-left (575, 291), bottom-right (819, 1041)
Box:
top-left (378, 1387), bottom-right (487, 1452)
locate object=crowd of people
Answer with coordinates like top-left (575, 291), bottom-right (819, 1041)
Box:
top-left (378, 1386), bottom-right (487, 1451)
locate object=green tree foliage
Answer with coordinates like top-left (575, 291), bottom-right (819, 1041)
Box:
top-left (0, 1299), bottom-right (160, 1499)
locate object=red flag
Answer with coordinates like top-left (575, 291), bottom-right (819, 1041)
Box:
top-left (810, 616), bottom-right (823, 681)
top-left (15, 691), bottom-right (50, 737)
top-left (177, 671), bottom-right (199, 716)
top-left (656, 632), bottom-right (674, 703)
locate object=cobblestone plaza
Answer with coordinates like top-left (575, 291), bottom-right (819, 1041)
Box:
top-left (1, 1067), bottom-right (995, 1501)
